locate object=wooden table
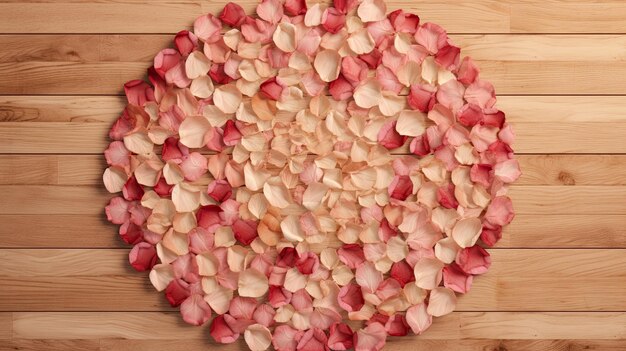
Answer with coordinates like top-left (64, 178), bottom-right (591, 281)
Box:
top-left (1, 1), bottom-right (625, 350)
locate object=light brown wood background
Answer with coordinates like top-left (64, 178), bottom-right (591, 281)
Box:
top-left (1, 0), bottom-right (626, 350)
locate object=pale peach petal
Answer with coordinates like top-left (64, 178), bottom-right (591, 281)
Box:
top-left (185, 51), bottom-right (211, 79)
top-left (213, 84), bottom-right (243, 114)
top-left (280, 215), bottom-right (305, 242)
top-left (178, 115), bottom-right (210, 148)
top-left (353, 78), bottom-right (382, 108)
top-left (314, 49), bottom-right (341, 82)
top-left (103, 166), bottom-right (128, 193)
top-left (357, 0), bottom-right (387, 22)
top-left (149, 264), bottom-right (175, 291)
top-left (451, 217), bottom-right (482, 248)
top-left (190, 75), bottom-right (215, 98)
top-left (434, 237), bottom-right (460, 264)
top-left (427, 287), bottom-right (457, 317)
top-left (396, 110), bottom-right (426, 137)
top-left (244, 324), bottom-right (272, 351)
top-left (348, 29), bottom-right (375, 54)
top-left (123, 132), bottom-right (154, 155)
top-left (263, 177), bottom-right (293, 208)
top-left (273, 22), bottom-right (297, 52)
top-left (304, 3), bottom-right (325, 26)
top-left (239, 268), bottom-right (269, 297)
top-left (413, 257), bottom-right (443, 290)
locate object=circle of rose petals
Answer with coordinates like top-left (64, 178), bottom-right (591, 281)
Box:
top-left (103, 0), bottom-right (521, 350)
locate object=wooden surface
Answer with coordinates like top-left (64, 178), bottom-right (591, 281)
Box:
top-left (1, 0), bottom-right (625, 350)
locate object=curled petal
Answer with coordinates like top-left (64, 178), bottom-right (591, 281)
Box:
top-left (210, 314), bottom-right (240, 344)
top-left (327, 323), bottom-right (354, 350)
top-left (456, 245), bottom-right (491, 275)
top-left (128, 242), bottom-right (157, 271)
top-left (220, 2), bottom-right (246, 27)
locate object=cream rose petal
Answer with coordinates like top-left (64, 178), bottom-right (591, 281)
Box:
top-left (185, 51), bottom-right (211, 79)
top-left (353, 79), bottom-right (383, 108)
top-left (396, 110), bottom-right (427, 137)
top-left (179, 115), bottom-right (211, 148)
top-left (238, 268), bottom-right (269, 297)
top-left (357, 0), bottom-right (387, 22)
top-left (451, 217), bottom-right (482, 248)
top-left (213, 84), bottom-right (243, 114)
top-left (273, 22), bottom-right (297, 52)
top-left (427, 287), bottom-right (457, 317)
top-left (244, 324), bottom-right (273, 351)
top-left (314, 49), bottom-right (341, 82)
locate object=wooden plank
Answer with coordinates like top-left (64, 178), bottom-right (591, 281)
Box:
top-left (1, 213), bottom-right (624, 249)
top-left (3, 94), bottom-right (626, 153)
top-left (0, 313), bottom-right (11, 339)
top-left (4, 95), bottom-right (626, 124)
top-left (3, 119), bottom-right (626, 154)
top-left (1, 184), bottom-right (624, 215)
top-left (5, 1), bottom-right (626, 34)
top-left (0, 215), bottom-right (115, 248)
top-left (98, 339), bottom-right (626, 351)
top-left (3, 155), bottom-right (626, 186)
top-left (0, 95), bottom-right (124, 123)
top-left (0, 249), bottom-right (624, 311)
top-left (12, 312), bottom-right (626, 339)
top-left (0, 276), bottom-right (171, 312)
top-left (0, 1), bottom-right (510, 34)
top-left (2, 34), bottom-right (625, 66)
top-left (0, 340), bottom-right (99, 351)
top-left (0, 185), bottom-right (109, 215)
top-left (511, 2), bottom-right (626, 34)
top-left (452, 35), bottom-right (626, 62)
top-left (507, 186), bottom-right (626, 215)
top-left (516, 155), bottom-right (626, 186)
top-left (3, 35), bottom-right (626, 94)
top-left (501, 214), bottom-right (626, 249)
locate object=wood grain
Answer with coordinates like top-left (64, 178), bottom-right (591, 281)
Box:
top-left (1, 0), bottom-right (625, 348)
top-left (4, 94), bottom-right (626, 154)
top-left (2, 154), bottom-right (626, 186)
top-left (1, 184), bottom-right (624, 215)
top-left (3, 35), bottom-right (626, 94)
top-left (97, 339), bottom-right (626, 351)
top-left (11, 311), bottom-right (626, 339)
top-left (0, 249), bottom-right (623, 312)
top-left (4, 119), bottom-right (625, 154)
top-left (2, 213), bottom-right (624, 249)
